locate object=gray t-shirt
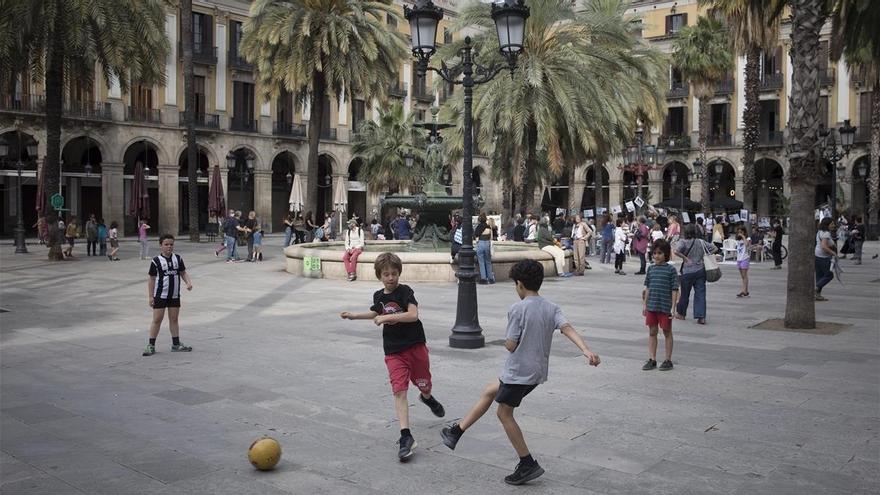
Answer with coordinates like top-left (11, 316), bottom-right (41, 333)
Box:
top-left (815, 231), bottom-right (833, 258)
top-left (500, 296), bottom-right (568, 385)
top-left (676, 238), bottom-right (717, 275)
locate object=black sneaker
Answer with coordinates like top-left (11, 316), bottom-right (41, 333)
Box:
top-left (419, 394), bottom-right (445, 418)
top-left (504, 461), bottom-right (545, 485)
top-left (397, 435), bottom-right (416, 461)
top-left (642, 359), bottom-right (657, 371)
top-left (440, 424), bottom-right (462, 450)
top-left (659, 360), bottom-right (673, 371)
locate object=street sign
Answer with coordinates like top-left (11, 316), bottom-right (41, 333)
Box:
top-left (50, 193), bottom-right (64, 210)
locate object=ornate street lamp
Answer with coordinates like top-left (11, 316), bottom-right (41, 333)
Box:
top-left (404, 0), bottom-right (529, 349)
top-left (669, 168), bottom-right (692, 214)
top-left (620, 124), bottom-right (666, 209)
top-left (819, 119), bottom-right (856, 214)
top-left (0, 136), bottom-right (37, 253)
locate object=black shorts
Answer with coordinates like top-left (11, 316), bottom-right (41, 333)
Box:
top-left (66, 237), bottom-right (75, 246)
top-left (495, 380), bottom-right (537, 408)
top-left (152, 298), bottom-right (181, 309)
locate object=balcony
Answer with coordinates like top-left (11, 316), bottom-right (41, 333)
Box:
top-left (413, 88), bottom-right (434, 104)
top-left (125, 106), bottom-right (162, 124)
top-left (818, 67), bottom-right (835, 87)
top-left (230, 117), bottom-right (258, 132)
top-left (855, 125), bottom-right (870, 143)
top-left (64, 100), bottom-right (113, 121)
top-left (850, 68), bottom-right (867, 87)
top-left (388, 82), bottom-right (407, 98)
top-left (227, 50), bottom-right (253, 71)
top-left (758, 130), bottom-right (784, 147)
top-left (667, 84), bottom-right (689, 99)
top-left (707, 133), bottom-right (732, 147)
top-left (760, 73), bottom-right (784, 91)
top-left (273, 121), bottom-right (307, 138)
top-left (178, 42), bottom-right (218, 65)
top-left (660, 134), bottom-right (691, 151)
top-left (0, 94), bottom-right (45, 114)
top-left (193, 112), bottom-right (220, 129)
top-left (320, 128), bottom-right (337, 140)
top-left (714, 79), bottom-right (734, 95)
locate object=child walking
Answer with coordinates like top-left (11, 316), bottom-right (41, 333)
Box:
top-left (340, 253), bottom-right (445, 461)
top-left (108, 221), bottom-right (120, 261)
top-left (641, 239), bottom-right (679, 371)
top-left (439, 259), bottom-right (600, 485)
top-left (735, 227), bottom-right (750, 297)
top-left (138, 219), bottom-right (151, 260)
top-left (142, 234), bottom-right (194, 356)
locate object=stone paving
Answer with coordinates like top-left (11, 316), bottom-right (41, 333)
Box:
top-left (1, 236), bottom-right (878, 494)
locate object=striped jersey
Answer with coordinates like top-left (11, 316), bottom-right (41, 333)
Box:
top-left (148, 254), bottom-right (187, 300)
top-left (643, 263), bottom-right (679, 314)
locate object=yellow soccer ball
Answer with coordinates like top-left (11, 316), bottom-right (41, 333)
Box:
top-left (248, 436), bottom-right (282, 471)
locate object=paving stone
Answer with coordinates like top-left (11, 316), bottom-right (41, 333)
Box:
top-left (1, 404), bottom-right (78, 425)
top-left (152, 387), bottom-right (223, 406)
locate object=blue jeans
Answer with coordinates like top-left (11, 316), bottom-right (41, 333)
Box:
top-left (601, 238), bottom-right (614, 264)
top-left (815, 256), bottom-right (833, 292)
top-left (225, 235), bottom-right (237, 260)
top-left (677, 269), bottom-right (707, 319)
top-left (476, 240), bottom-right (495, 282)
top-left (283, 227), bottom-right (293, 247)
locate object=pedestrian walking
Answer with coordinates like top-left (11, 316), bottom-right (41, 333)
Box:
top-left (613, 219), bottom-right (629, 275)
top-left (138, 219), bottom-right (150, 260)
top-left (243, 211), bottom-right (257, 261)
top-left (85, 214), bottom-right (98, 256)
top-left (633, 216), bottom-right (649, 275)
top-left (641, 239), bottom-right (678, 371)
top-left (712, 216), bottom-right (725, 250)
top-left (222, 210), bottom-right (241, 262)
top-left (251, 222), bottom-right (264, 262)
top-left (674, 224), bottom-right (719, 324)
top-left (735, 227), bottom-right (751, 297)
top-left (108, 221), bottom-right (120, 261)
top-left (815, 217), bottom-right (836, 301)
top-left (34, 216), bottom-right (48, 246)
top-left (771, 219), bottom-right (785, 269)
top-left (283, 213), bottom-right (295, 247)
top-left (142, 234), bottom-right (194, 357)
top-left (97, 218), bottom-right (108, 256)
top-left (63, 216), bottom-right (79, 258)
top-left (850, 216), bottom-right (865, 264)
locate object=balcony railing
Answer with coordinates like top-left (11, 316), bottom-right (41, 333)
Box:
top-left (320, 128), bottom-right (337, 140)
top-left (667, 84), bottom-right (689, 98)
top-left (273, 121), bottom-right (307, 137)
top-left (660, 134), bottom-right (691, 151)
top-left (125, 106), bottom-right (162, 124)
top-left (413, 89), bottom-right (434, 103)
top-left (388, 83), bottom-right (407, 98)
top-left (850, 68), bottom-right (867, 87)
top-left (760, 73), bottom-right (784, 91)
top-left (707, 133), bottom-right (732, 147)
top-left (0, 94), bottom-right (45, 114)
top-left (855, 125), bottom-right (870, 143)
top-left (819, 68), bottom-right (835, 87)
top-left (230, 117), bottom-right (258, 132)
top-left (227, 50), bottom-right (253, 71)
top-left (758, 130), bottom-right (784, 147)
top-left (178, 42), bottom-right (218, 65)
top-left (714, 79), bottom-right (734, 95)
top-left (64, 100), bottom-right (112, 120)
top-left (193, 112), bottom-right (220, 129)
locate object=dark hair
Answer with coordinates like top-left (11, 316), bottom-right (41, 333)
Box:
top-left (697, 217), bottom-right (704, 225)
top-left (682, 224), bottom-right (699, 239)
top-left (715, 216), bottom-right (723, 223)
top-left (509, 259), bottom-right (544, 291)
top-left (374, 252), bottom-right (403, 279)
top-left (818, 217), bottom-right (833, 232)
top-left (652, 238), bottom-right (671, 261)
top-left (615, 219), bottom-right (623, 227)
top-left (478, 212), bottom-right (487, 222)
top-left (110, 221), bottom-right (118, 229)
top-left (158, 233), bottom-right (175, 244)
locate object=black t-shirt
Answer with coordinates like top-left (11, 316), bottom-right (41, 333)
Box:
top-left (243, 219), bottom-right (256, 238)
top-left (513, 224), bottom-right (526, 241)
top-left (223, 217), bottom-right (239, 237)
top-left (370, 284), bottom-right (426, 355)
top-left (475, 221), bottom-right (491, 240)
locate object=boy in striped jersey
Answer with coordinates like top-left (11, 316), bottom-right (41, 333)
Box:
top-left (641, 239), bottom-right (679, 371)
top-left (143, 234), bottom-right (194, 356)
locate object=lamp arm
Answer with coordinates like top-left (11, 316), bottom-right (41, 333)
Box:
top-left (472, 62), bottom-right (504, 85)
top-left (425, 65), bottom-right (461, 85)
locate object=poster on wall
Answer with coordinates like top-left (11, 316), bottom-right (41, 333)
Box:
top-left (730, 213), bottom-right (741, 223)
top-left (634, 196), bottom-right (645, 208)
top-left (597, 207), bottom-right (607, 215)
top-left (740, 209), bottom-right (749, 220)
top-left (584, 209), bottom-right (594, 218)
top-left (625, 201), bottom-right (636, 212)
top-left (695, 213), bottom-right (705, 222)
top-left (681, 212), bottom-right (691, 223)
top-left (611, 205), bottom-right (622, 214)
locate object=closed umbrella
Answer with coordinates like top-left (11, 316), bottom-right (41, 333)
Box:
top-left (35, 166), bottom-right (45, 214)
top-left (333, 175), bottom-right (348, 233)
top-left (208, 165), bottom-right (226, 217)
top-left (288, 174), bottom-right (304, 212)
top-left (128, 161), bottom-right (150, 220)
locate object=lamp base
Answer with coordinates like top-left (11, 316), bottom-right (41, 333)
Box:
top-left (14, 225), bottom-right (28, 254)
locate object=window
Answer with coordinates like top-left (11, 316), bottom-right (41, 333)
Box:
top-left (630, 19), bottom-right (643, 38)
top-left (665, 13), bottom-right (687, 35)
top-left (762, 47), bottom-right (782, 75)
top-left (277, 89), bottom-right (294, 124)
top-left (352, 99), bottom-right (366, 132)
top-left (443, 27), bottom-right (452, 44)
top-left (230, 21), bottom-right (244, 56)
top-left (710, 103), bottom-right (729, 136)
top-left (132, 85), bottom-right (152, 110)
top-left (194, 76), bottom-right (206, 115)
top-left (416, 109), bottom-right (426, 122)
top-left (670, 67), bottom-right (684, 89)
top-left (322, 97), bottom-right (332, 133)
top-left (411, 64), bottom-right (427, 96)
top-left (387, 13), bottom-right (397, 29)
top-left (664, 107), bottom-right (686, 136)
top-left (819, 96), bottom-right (829, 128)
top-left (233, 81), bottom-right (255, 126)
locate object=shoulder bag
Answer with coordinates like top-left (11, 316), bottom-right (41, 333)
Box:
top-left (703, 241), bottom-right (722, 283)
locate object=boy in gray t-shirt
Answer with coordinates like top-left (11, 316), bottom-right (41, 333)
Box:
top-left (440, 260), bottom-right (600, 485)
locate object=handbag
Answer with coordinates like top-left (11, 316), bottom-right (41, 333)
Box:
top-left (703, 241), bottom-right (722, 283)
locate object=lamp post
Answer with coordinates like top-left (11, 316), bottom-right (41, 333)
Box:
top-left (819, 119), bottom-right (856, 215)
top-left (404, 0), bottom-right (529, 349)
top-left (669, 168), bottom-right (692, 214)
top-left (620, 124), bottom-right (666, 211)
top-left (0, 136), bottom-right (38, 253)
top-left (226, 151), bottom-right (254, 211)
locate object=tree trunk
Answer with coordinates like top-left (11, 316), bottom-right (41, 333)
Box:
top-left (182, 0), bottom-right (199, 242)
top-left (305, 71), bottom-right (326, 215)
top-left (698, 95), bottom-right (710, 212)
top-left (869, 79), bottom-right (879, 239)
top-left (44, 0), bottom-right (65, 261)
top-left (522, 120), bottom-right (538, 212)
top-left (566, 162), bottom-right (577, 213)
top-left (784, 0), bottom-right (826, 329)
top-left (741, 47), bottom-right (761, 211)
top-left (595, 164), bottom-right (604, 214)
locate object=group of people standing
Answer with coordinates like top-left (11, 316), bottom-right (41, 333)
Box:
top-left (217, 209), bottom-right (263, 263)
top-left (33, 213), bottom-right (121, 261)
top-left (815, 215), bottom-right (872, 301)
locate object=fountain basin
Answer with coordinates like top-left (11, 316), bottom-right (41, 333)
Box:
top-left (284, 241), bottom-right (573, 282)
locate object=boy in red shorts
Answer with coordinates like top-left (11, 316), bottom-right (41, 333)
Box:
top-left (641, 239), bottom-right (679, 371)
top-left (340, 252), bottom-right (445, 461)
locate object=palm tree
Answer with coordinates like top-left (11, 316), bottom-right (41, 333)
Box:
top-left (830, 0), bottom-right (880, 239)
top-left (673, 16), bottom-right (734, 212)
top-left (350, 102), bottom-right (425, 192)
top-left (181, 0), bottom-right (199, 242)
top-left (438, 0), bottom-right (666, 214)
top-left (241, 0), bottom-right (408, 215)
top-left (702, 0), bottom-right (781, 211)
top-left (0, 0), bottom-right (168, 259)
top-left (785, 0), bottom-right (828, 329)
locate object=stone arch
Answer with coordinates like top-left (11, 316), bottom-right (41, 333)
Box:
top-left (0, 130), bottom-right (39, 169)
top-left (61, 133), bottom-right (110, 166)
top-left (176, 147), bottom-right (211, 233)
top-left (581, 163), bottom-right (610, 214)
top-left (271, 149), bottom-right (300, 174)
top-left (174, 143), bottom-right (219, 170)
top-left (471, 165), bottom-right (485, 197)
top-left (227, 147), bottom-right (258, 213)
top-left (707, 158), bottom-right (737, 202)
top-left (317, 150), bottom-right (344, 175)
top-left (227, 143), bottom-right (263, 171)
top-left (753, 158), bottom-right (785, 215)
top-left (120, 136), bottom-right (170, 166)
top-left (61, 135), bottom-right (104, 175)
top-left (661, 160), bottom-right (692, 201)
top-left (270, 151), bottom-right (300, 229)
top-left (850, 154), bottom-right (871, 216)
top-left (122, 140), bottom-right (162, 174)
top-left (177, 145), bottom-right (212, 177)
top-left (316, 153), bottom-right (337, 220)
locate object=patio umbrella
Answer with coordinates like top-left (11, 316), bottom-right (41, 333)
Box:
top-left (288, 174), bottom-right (304, 212)
top-left (333, 175), bottom-right (348, 233)
top-left (653, 197), bottom-right (702, 211)
top-left (709, 196), bottom-right (744, 211)
top-left (128, 161), bottom-right (150, 220)
top-left (35, 166), bottom-right (45, 214)
top-left (207, 165), bottom-right (226, 217)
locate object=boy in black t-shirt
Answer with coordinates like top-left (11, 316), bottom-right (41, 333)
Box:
top-left (340, 252), bottom-right (445, 461)
top-left (143, 234), bottom-right (193, 356)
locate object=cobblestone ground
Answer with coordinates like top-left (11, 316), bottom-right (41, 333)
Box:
top-left (1, 237), bottom-right (878, 494)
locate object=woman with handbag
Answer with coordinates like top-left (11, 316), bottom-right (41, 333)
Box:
top-left (674, 224), bottom-right (719, 325)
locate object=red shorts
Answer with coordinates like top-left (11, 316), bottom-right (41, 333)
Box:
top-left (384, 343), bottom-right (432, 394)
top-left (645, 311), bottom-right (672, 331)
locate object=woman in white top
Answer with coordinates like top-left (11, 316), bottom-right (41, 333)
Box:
top-left (814, 217), bottom-right (836, 301)
top-left (613, 218), bottom-right (630, 275)
top-left (342, 219), bottom-right (365, 281)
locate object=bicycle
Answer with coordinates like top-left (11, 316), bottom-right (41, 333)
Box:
top-left (762, 242), bottom-right (788, 262)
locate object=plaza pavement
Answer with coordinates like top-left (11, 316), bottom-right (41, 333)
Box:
top-left (1, 236), bottom-right (878, 495)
